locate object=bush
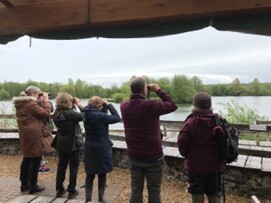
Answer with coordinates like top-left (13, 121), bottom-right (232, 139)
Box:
top-left (218, 99), bottom-right (267, 124)
top-left (112, 93), bottom-right (128, 103)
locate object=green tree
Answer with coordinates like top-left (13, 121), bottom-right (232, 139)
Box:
top-left (191, 76), bottom-right (206, 92)
top-left (210, 84), bottom-right (230, 96)
top-left (229, 78), bottom-right (243, 96)
top-left (112, 93), bottom-right (128, 103)
top-left (171, 75), bottom-right (196, 103)
top-left (60, 84), bottom-right (76, 96)
top-left (249, 78), bottom-right (262, 96)
top-left (0, 89), bottom-right (10, 100)
top-left (157, 77), bottom-right (171, 94)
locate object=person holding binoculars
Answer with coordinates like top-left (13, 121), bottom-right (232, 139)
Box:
top-left (13, 86), bottom-right (51, 194)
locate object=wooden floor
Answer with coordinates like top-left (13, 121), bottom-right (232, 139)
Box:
top-left (0, 176), bottom-right (122, 203)
top-left (9, 194), bottom-right (89, 203)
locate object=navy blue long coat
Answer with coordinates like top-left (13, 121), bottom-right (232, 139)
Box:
top-left (83, 103), bottom-right (120, 174)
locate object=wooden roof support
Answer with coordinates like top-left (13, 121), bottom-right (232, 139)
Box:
top-left (0, 0), bottom-right (14, 7)
top-left (0, 0), bottom-right (271, 36)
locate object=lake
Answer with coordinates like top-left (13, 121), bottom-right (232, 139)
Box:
top-left (1, 96), bottom-right (271, 121)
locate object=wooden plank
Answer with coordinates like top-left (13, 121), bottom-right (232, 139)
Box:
top-left (230, 154), bottom-right (247, 168)
top-left (31, 196), bottom-right (55, 203)
top-left (8, 194), bottom-right (37, 203)
top-left (0, 0), bottom-right (89, 35)
top-left (0, 0), bottom-right (13, 7)
top-left (245, 156), bottom-right (262, 170)
top-left (262, 157), bottom-right (271, 172)
top-left (90, 0), bottom-right (271, 26)
top-left (163, 146), bottom-right (180, 157)
top-left (52, 197), bottom-right (67, 203)
top-left (0, 0), bottom-right (271, 36)
top-left (66, 199), bottom-right (85, 203)
top-left (112, 140), bottom-right (127, 149)
top-left (249, 124), bottom-right (267, 131)
top-left (251, 195), bottom-right (261, 203)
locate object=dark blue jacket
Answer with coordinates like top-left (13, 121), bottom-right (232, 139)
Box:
top-left (83, 103), bottom-right (120, 174)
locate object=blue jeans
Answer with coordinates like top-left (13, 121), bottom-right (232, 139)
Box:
top-left (128, 157), bottom-right (164, 203)
top-left (56, 150), bottom-right (80, 193)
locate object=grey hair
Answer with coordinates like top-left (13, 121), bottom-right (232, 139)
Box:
top-left (25, 86), bottom-right (41, 96)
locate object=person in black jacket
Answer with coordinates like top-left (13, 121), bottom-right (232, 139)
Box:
top-left (52, 93), bottom-right (84, 199)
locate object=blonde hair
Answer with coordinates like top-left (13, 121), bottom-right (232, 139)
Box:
top-left (55, 92), bottom-right (73, 110)
top-left (88, 96), bottom-right (103, 108)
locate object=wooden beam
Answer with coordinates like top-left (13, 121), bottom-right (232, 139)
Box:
top-left (89, 0), bottom-right (271, 26)
top-left (0, 0), bottom-right (271, 36)
top-left (0, 0), bottom-right (89, 35)
top-left (0, 0), bottom-right (13, 7)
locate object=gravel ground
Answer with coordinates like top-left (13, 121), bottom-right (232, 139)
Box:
top-left (0, 155), bottom-right (266, 203)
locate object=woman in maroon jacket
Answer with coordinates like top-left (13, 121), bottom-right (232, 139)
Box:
top-left (178, 92), bottom-right (224, 203)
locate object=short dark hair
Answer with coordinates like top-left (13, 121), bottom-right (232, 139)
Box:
top-left (130, 77), bottom-right (146, 94)
top-left (193, 92), bottom-right (212, 109)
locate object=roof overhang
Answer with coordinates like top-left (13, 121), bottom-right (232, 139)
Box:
top-left (1, 0), bottom-right (271, 44)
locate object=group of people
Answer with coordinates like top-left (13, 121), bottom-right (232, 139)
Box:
top-left (13, 76), bottom-right (224, 203)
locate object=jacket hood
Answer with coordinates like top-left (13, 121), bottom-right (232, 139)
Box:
top-left (189, 108), bottom-right (218, 127)
top-left (83, 105), bottom-right (99, 112)
top-left (12, 96), bottom-right (37, 110)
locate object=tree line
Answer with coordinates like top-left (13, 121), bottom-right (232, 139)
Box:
top-left (0, 75), bottom-right (270, 103)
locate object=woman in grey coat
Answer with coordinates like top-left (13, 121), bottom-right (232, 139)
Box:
top-left (83, 96), bottom-right (120, 203)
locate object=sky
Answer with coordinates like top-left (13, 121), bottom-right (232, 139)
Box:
top-left (0, 26), bottom-right (271, 88)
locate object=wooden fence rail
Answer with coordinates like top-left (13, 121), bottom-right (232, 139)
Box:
top-left (1, 114), bottom-right (271, 157)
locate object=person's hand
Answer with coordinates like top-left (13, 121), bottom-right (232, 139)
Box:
top-left (42, 92), bottom-right (49, 101)
top-left (73, 97), bottom-right (81, 104)
top-left (147, 84), bottom-right (160, 92)
top-left (73, 97), bottom-right (84, 110)
top-left (102, 99), bottom-right (109, 106)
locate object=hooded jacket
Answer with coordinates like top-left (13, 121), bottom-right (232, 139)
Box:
top-left (83, 103), bottom-right (120, 174)
top-left (178, 109), bottom-right (224, 173)
top-left (12, 96), bottom-right (51, 157)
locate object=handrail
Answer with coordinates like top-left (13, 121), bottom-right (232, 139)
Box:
top-left (1, 114), bottom-right (271, 131)
top-left (1, 128), bottom-right (270, 158)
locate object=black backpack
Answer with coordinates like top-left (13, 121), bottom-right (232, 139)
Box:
top-left (212, 116), bottom-right (239, 163)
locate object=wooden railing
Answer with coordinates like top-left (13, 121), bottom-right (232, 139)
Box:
top-left (1, 114), bottom-right (271, 158)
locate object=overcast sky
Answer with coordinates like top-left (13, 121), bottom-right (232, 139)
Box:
top-left (1, 26), bottom-right (271, 88)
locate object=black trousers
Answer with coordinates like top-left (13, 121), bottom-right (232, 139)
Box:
top-left (56, 150), bottom-right (80, 193)
top-left (20, 156), bottom-right (42, 189)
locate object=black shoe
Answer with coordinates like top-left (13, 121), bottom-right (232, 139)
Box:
top-left (20, 185), bottom-right (29, 192)
top-left (68, 190), bottom-right (79, 199)
top-left (56, 189), bottom-right (66, 198)
top-left (29, 185), bottom-right (45, 194)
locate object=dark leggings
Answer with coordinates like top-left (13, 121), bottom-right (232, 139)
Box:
top-left (85, 173), bottom-right (106, 189)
